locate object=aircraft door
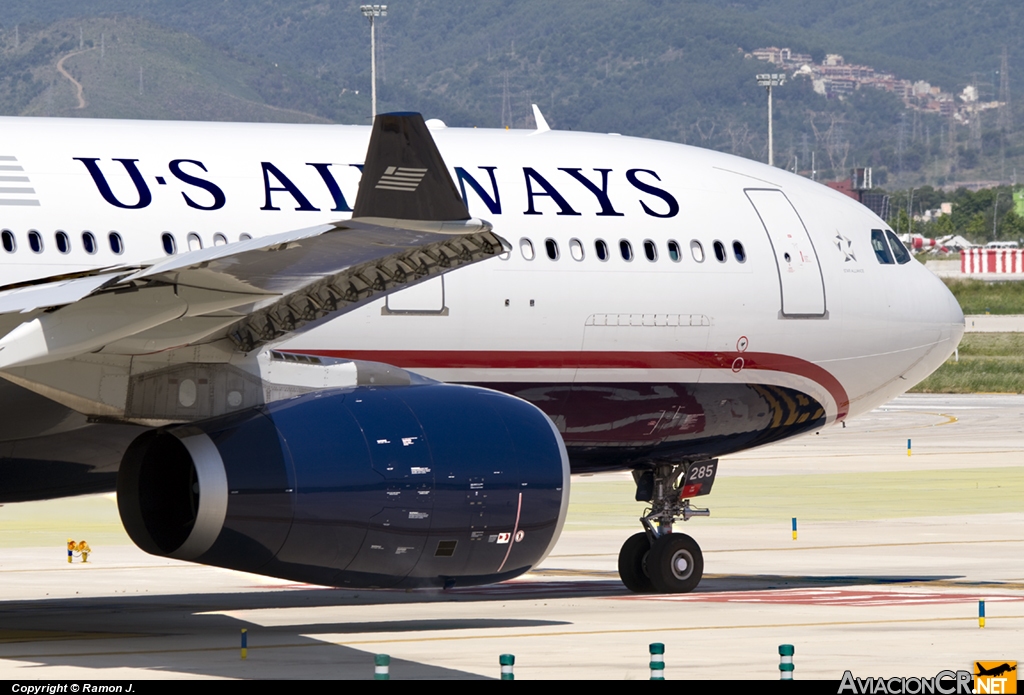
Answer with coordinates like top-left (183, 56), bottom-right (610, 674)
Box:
top-left (745, 189), bottom-right (826, 317)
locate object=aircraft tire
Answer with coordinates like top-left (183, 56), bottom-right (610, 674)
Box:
top-left (648, 533), bottom-right (703, 594)
top-left (617, 532), bottom-right (654, 593)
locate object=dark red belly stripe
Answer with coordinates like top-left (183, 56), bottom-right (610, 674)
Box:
top-left (295, 349), bottom-right (851, 420)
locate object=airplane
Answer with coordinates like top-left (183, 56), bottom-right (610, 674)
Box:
top-left (0, 109), bottom-right (964, 594)
top-left (975, 663), bottom-right (1016, 678)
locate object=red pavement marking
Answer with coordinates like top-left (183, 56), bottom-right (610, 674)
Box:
top-left (249, 582), bottom-right (1024, 607)
top-left (619, 588), bottom-right (1024, 606)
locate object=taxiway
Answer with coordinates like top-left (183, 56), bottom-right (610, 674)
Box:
top-left (1, 394), bottom-right (1022, 679)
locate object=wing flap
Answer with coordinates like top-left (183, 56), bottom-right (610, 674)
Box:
top-left (0, 112), bottom-right (505, 368)
top-left (225, 223), bottom-right (503, 352)
top-left (0, 271), bottom-right (127, 314)
top-left (136, 218), bottom-right (493, 298)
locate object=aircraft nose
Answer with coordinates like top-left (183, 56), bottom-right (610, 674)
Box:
top-left (925, 270), bottom-right (965, 348)
top-left (945, 282), bottom-right (966, 346)
top-left (897, 267), bottom-right (965, 388)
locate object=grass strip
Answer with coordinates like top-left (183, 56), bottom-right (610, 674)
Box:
top-left (943, 277), bottom-right (1024, 315)
top-left (910, 332), bottom-right (1024, 393)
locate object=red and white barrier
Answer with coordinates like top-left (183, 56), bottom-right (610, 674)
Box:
top-left (961, 249), bottom-right (1024, 274)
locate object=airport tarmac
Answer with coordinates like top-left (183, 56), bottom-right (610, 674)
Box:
top-left (1, 393), bottom-right (1023, 680)
top-left (964, 314), bottom-right (1024, 332)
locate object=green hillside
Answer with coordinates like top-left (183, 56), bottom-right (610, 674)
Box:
top-left (1, 18), bottom-right (354, 123)
top-left (1, 2), bottom-right (1023, 188)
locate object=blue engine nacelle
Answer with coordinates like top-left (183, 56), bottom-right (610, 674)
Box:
top-left (117, 383), bottom-right (569, 588)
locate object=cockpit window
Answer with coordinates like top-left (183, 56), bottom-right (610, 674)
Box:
top-left (871, 229), bottom-right (894, 264)
top-left (885, 230), bottom-right (912, 265)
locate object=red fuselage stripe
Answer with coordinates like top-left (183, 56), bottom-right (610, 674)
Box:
top-left (298, 350), bottom-right (851, 419)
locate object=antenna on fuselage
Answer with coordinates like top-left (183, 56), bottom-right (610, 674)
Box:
top-left (531, 104), bottom-right (550, 133)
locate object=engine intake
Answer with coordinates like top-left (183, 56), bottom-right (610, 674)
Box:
top-left (118, 383), bottom-right (569, 588)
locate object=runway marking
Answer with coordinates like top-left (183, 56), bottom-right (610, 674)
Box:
top-left (527, 572), bottom-right (1024, 593)
top-left (728, 449), bottom-right (1024, 462)
top-left (546, 538), bottom-right (1024, 557)
top-left (891, 411), bottom-right (960, 428)
top-left (709, 538), bottom-right (1024, 553)
top-left (0, 630), bottom-right (143, 644)
top-left (5, 614), bottom-right (1024, 659)
top-left (615, 588), bottom-right (1024, 606)
top-left (172, 568), bottom-right (1024, 594)
top-left (0, 564), bottom-right (202, 574)
top-left (834, 409), bottom-right (959, 431)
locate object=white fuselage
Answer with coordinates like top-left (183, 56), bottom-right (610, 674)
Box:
top-left (0, 117), bottom-right (964, 467)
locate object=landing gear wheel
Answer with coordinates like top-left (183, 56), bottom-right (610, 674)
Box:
top-left (617, 532), bottom-right (654, 593)
top-left (647, 533), bottom-right (703, 594)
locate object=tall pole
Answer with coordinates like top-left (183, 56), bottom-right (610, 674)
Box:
top-left (370, 15), bottom-right (376, 120)
top-left (361, 5), bottom-right (387, 122)
top-left (992, 192), bottom-right (1000, 242)
top-left (757, 74), bottom-right (785, 167)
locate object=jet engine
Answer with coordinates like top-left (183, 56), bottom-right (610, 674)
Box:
top-left (117, 382), bottom-right (569, 588)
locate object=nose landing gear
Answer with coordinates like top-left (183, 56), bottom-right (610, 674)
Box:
top-left (646, 532), bottom-right (703, 593)
top-left (617, 460), bottom-right (716, 594)
top-left (617, 532), bottom-right (655, 593)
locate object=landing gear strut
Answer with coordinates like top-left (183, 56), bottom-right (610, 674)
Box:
top-left (617, 460), bottom-right (715, 594)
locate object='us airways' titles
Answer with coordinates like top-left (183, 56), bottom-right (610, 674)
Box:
top-left (75, 157), bottom-right (680, 218)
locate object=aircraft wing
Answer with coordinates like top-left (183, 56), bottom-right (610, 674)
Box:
top-left (0, 113), bottom-right (505, 368)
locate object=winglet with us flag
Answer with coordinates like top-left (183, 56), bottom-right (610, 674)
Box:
top-left (353, 112), bottom-right (471, 223)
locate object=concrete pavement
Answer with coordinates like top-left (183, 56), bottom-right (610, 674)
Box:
top-left (1, 394), bottom-right (1022, 680)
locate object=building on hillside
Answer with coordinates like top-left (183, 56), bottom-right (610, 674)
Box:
top-left (750, 46), bottom-right (812, 67)
top-left (752, 47), bottom-right (961, 117)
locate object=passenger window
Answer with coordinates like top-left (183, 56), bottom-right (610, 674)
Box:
top-left (2, 230), bottom-right (16, 253)
top-left (643, 239), bottom-right (657, 261)
top-left (595, 239), bottom-right (609, 261)
top-left (520, 237), bottom-right (535, 260)
top-left (667, 240), bottom-right (681, 262)
top-left (871, 229), bottom-right (894, 264)
top-left (713, 240), bottom-right (727, 262)
top-left (82, 232), bottom-right (97, 254)
top-left (886, 230), bottom-right (912, 265)
top-left (545, 238), bottom-right (559, 260)
top-left (55, 231), bottom-right (70, 254)
top-left (28, 230), bottom-right (43, 253)
top-left (187, 233), bottom-right (203, 252)
top-left (109, 232), bottom-right (124, 254)
top-left (213, 233), bottom-right (228, 246)
top-left (690, 240), bottom-right (705, 263)
top-left (569, 238), bottom-right (584, 261)
top-left (620, 239), bottom-right (633, 261)
top-left (733, 241), bottom-right (746, 263)
top-left (162, 233), bottom-right (177, 255)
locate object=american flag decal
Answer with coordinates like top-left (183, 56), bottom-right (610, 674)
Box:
top-left (375, 166), bottom-right (428, 192)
